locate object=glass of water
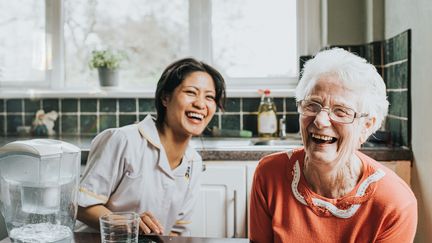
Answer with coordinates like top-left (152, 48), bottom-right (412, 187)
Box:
top-left (99, 212), bottom-right (140, 243)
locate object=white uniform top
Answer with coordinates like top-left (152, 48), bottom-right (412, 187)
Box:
top-left (77, 115), bottom-right (203, 234)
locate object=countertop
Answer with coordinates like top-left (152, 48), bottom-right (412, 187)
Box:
top-left (0, 232), bottom-right (249, 243)
top-left (0, 135), bottom-right (413, 162)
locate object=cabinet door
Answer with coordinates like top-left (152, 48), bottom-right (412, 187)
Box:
top-left (189, 162), bottom-right (246, 238)
top-left (246, 161), bottom-right (259, 237)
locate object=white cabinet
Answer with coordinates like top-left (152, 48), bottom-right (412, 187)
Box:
top-left (189, 161), bottom-right (249, 238)
top-left (246, 162), bottom-right (259, 235)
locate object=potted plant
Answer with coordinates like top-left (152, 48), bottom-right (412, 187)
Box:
top-left (89, 49), bottom-right (127, 88)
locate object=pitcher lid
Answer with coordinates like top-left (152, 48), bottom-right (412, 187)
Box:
top-left (0, 139), bottom-right (80, 157)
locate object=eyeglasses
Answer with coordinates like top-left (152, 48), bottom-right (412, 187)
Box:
top-left (297, 100), bottom-right (368, 124)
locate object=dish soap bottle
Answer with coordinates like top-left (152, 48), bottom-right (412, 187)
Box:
top-left (258, 89), bottom-right (277, 137)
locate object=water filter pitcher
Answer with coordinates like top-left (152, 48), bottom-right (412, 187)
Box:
top-left (0, 139), bottom-right (80, 242)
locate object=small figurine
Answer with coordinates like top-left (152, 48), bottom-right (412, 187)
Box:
top-left (31, 110), bottom-right (58, 136)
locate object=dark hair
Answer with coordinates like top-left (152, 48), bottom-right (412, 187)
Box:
top-left (155, 58), bottom-right (226, 127)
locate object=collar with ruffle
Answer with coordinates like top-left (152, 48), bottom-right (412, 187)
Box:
top-left (290, 155), bottom-right (385, 218)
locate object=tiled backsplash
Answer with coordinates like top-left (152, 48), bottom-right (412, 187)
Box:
top-left (329, 30), bottom-right (411, 147)
top-left (0, 30), bottom-right (410, 147)
top-left (0, 97), bottom-right (299, 137)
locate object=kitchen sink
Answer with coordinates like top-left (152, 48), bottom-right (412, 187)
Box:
top-left (190, 135), bottom-right (303, 150)
top-left (250, 138), bottom-right (302, 146)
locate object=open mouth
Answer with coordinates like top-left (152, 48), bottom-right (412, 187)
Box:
top-left (311, 133), bottom-right (337, 144)
top-left (186, 112), bottom-right (205, 121)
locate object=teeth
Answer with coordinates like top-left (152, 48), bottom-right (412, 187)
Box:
top-left (187, 112), bottom-right (204, 120)
top-left (311, 133), bottom-right (334, 141)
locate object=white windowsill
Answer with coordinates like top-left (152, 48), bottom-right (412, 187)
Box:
top-left (0, 86), bottom-right (296, 99)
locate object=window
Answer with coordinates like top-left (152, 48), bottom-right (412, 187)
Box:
top-left (0, 0), bottom-right (49, 86)
top-left (0, 0), bottom-right (314, 91)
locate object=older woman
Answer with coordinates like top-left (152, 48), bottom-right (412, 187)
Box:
top-left (249, 48), bottom-right (417, 242)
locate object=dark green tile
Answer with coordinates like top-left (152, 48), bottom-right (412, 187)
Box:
top-left (385, 62), bottom-right (408, 89)
top-left (6, 99), bottom-right (22, 112)
top-left (242, 98), bottom-right (261, 112)
top-left (221, 115), bottom-right (240, 130)
top-left (24, 99), bottom-right (40, 113)
top-left (373, 41), bottom-right (384, 65)
top-left (139, 99), bottom-right (155, 112)
top-left (384, 31), bottom-right (409, 64)
top-left (100, 99), bottom-right (117, 113)
top-left (119, 115), bottom-right (137, 127)
top-left (42, 99), bottom-right (59, 112)
top-left (100, 115), bottom-right (117, 131)
top-left (383, 66), bottom-right (392, 87)
top-left (7, 115), bottom-right (22, 135)
top-left (119, 99), bottom-right (136, 112)
top-left (224, 98), bottom-right (240, 112)
top-left (61, 115), bottom-right (78, 134)
top-left (274, 98), bottom-right (283, 113)
top-left (286, 98), bottom-right (297, 112)
top-left (0, 99), bottom-right (3, 112)
top-left (207, 115), bottom-right (219, 130)
top-left (80, 99), bottom-right (97, 112)
top-left (286, 114), bottom-right (300, 133)
top-left (401, 120), bottom-right (409, 147)
top-left (80, 115), bottom-right (97, 134)
top-left (0, 116), bottom-right (4, 136)
top-left (384, 38), bottom-right (394, 64)
top-left (242, 114), bottom-right (258, 136)
top-left (395, 32), bottom-right (409, 61)
top-left (387, 117), bottom-right (402, 146)
top-left (364, 43), bottom-right (374, 64)
top-left (25, 115), bottom-right (33, 126)
top-left (348, 45), bottom-right (365, 58)
top-left (62, 99), bottom-right (78, 112)
top-left (387, 91), bottom-right (408, 118)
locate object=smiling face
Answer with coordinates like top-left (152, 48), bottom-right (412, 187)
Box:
top-left (162, 71), bottom-right (217, 138)
top-left (300, 75), bottom-right (373, 165)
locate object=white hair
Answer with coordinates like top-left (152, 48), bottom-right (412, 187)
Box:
top-left (295, 48), bottom-right (389, 133)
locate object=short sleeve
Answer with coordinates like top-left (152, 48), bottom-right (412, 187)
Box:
top-left (78, 129), bottom-right (128, 207)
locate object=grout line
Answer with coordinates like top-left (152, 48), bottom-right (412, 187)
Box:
top-left (21, 99), bottom-right (25, 127)
top-left (96, 99), bottom-right (100, 134)
top-left (239, 98), bottom-right (243, 130)
top-left (116, 99), bottom-right (119, 127)
top-left (386, 114), bottom-right (408, 121)
top-left (375, 59), bottom-right (408, 68)
top-left (387, 88), bottom-right (408, 92)
top-left (77, 99), bottom-right (81, 135)
top-left (136, 98), bottom-right (139, 122)
top-left (3, 100), bottom-right (6, 136)
top-left (59, 98), bottom-right (62, 134)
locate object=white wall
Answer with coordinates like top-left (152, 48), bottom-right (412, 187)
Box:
top-left (385, 1), bottom-right (432, 242)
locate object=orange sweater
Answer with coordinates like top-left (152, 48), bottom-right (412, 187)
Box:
top-left (249, 148), bottom-right (417, 243)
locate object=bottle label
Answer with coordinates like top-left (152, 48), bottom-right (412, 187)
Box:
top-left (258, 111), bottom-right (277, 134)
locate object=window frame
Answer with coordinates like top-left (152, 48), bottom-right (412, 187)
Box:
top-left (1, 0), bottom-right (323, 96)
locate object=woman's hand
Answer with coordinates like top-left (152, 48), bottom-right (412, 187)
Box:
top-left (139, 211), bottom-right (165, 235)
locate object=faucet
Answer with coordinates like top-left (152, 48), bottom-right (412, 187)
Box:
top-left (279, 115), bottom-right (287, 138)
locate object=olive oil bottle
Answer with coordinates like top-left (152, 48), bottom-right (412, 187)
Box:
top-left (257, 89), bottom-right (277, 137)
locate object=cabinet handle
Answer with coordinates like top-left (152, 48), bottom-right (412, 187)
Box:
top-left (232, 189), bottom-right (237, 238)
top-left (202, 164), bottom-right (206, 172)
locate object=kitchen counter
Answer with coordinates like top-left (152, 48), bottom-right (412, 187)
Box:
top-left (0, 232), bottom-right (249, 243)
top-left (0, 136), bottom-right (413, 162)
